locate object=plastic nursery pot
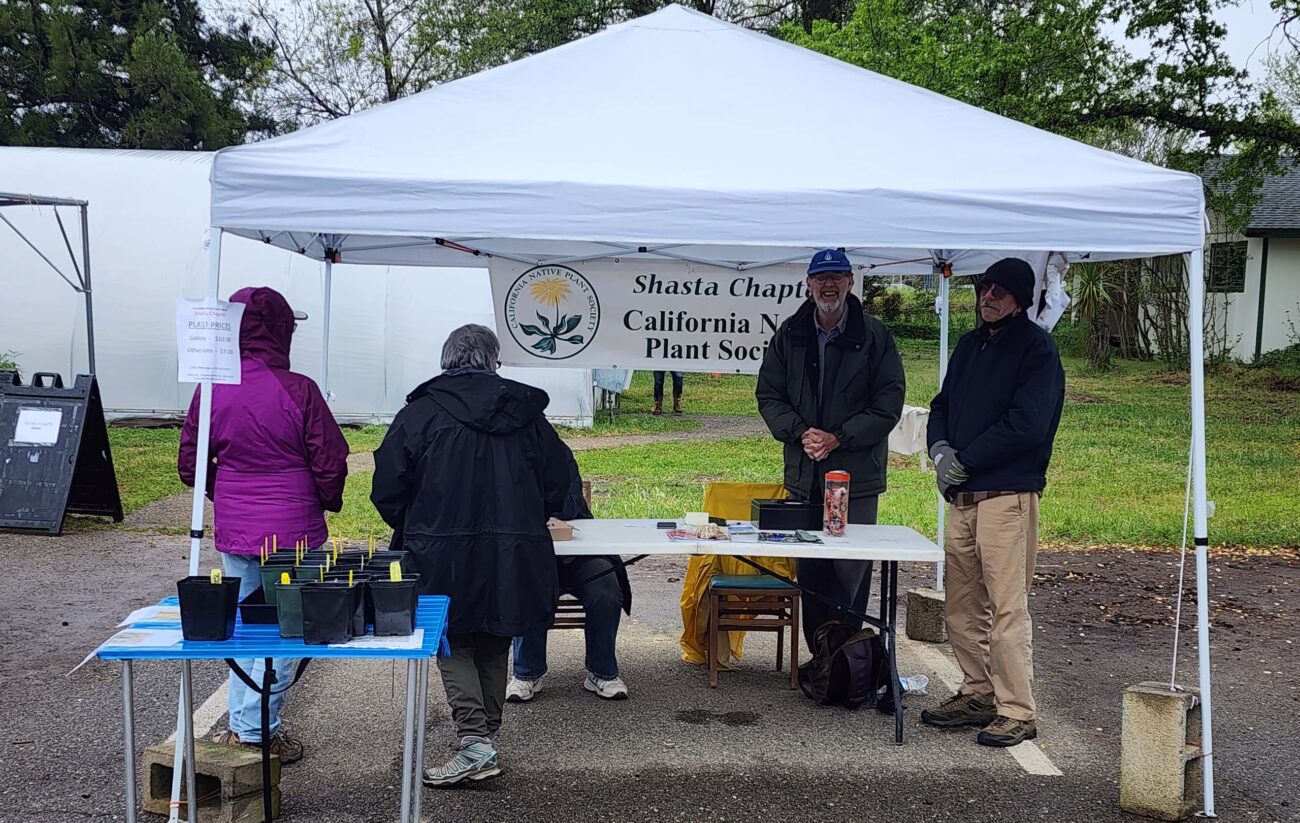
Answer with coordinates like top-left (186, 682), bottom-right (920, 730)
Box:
top-left (292, 561), bottom-right (330, 583)
top-left (331, 556), bottom-right (366, 573)
top-left (369, 575), bottom-right (421, 636)
top-left (300, 582), bottom-right (355, 645)
top-left (321, 574), bottom-right (368, 637)
top-left (258, 563), bottom-right (296, 605)
top-left (176, 576), bottom-right (242, 641)
top-left (369, 551), bottom-right (415, 576)
top-left (275, 580), bottom-right (305, 638)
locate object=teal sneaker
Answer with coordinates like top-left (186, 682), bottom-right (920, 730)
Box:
top-left (422, 736), bottom-right (501, 787)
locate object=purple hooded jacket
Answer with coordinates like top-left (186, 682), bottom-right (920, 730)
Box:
top-left (178, 287), bottom-right (349, 556)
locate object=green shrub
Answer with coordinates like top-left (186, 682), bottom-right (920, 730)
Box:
top-left (0, 350), bottom-right (19, 376)
top-left (875, 290), bottom-right (906, 321)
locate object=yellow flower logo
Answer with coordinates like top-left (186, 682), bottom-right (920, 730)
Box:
top-left (530, 278), bottom-right (571, 306)
top-left (519, 275), bottom-right (585, 356)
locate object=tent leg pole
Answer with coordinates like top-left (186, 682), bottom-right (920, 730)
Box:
top-left (1186, 248), bottom-right (1216, 818)
top-left (80, 204), bottom-right (96, 375)
top-left (935, 270), bottom-right (950, 592)
top-left (168, 227), bottom-right (223, 822)
top-left (322, 258), bottom-right (333, 399)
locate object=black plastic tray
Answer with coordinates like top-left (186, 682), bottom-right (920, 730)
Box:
top-left (238, 586), bottom-right (279, 625)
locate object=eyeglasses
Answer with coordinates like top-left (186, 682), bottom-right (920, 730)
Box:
top-left (976, 282), bottom-right (1010, 300)
top-left (810, 272), bottom-right (851, 283)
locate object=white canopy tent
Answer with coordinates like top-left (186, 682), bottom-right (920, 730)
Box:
top-left (202, 4), bottom-right (1217, 813)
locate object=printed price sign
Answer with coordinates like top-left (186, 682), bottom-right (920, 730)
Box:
top-left (176, 299), bottom-right (244, 384)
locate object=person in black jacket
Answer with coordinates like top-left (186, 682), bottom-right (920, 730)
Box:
top-left (371, 324), bottom-right (569, 787)
top-left (756, 249), bottom-right (906, 649)
top-left (506, 447), bottom-right (633, 702)
top-left (920, 258), bottom-right (1065, 749)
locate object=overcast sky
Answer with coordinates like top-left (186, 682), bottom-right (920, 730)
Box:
top-left (1110, 0), bottom-right (1289, 81)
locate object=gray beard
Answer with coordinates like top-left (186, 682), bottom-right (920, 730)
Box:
top-left (815, 297), bottom-right (846, 316)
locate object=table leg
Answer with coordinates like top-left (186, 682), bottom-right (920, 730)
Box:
top-left (123, 661), bottom-right (137, 823)
top-left (399, 660), bottom-right (417, 823)
top-left (260, 658), bottom-right (273, 823)
top-left (180, 661), bottom-right (198, 823)
top-left (886, 561), bottom-right (904, 744)
top-left (412, 659), bottom-right (429, 821)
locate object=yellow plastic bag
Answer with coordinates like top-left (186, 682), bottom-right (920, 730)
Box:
top-left (678, 482), bottom-right (796, 665)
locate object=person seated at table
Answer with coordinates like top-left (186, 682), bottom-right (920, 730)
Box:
top-left (506, 449), bottom-right (632, 702)
top-left (178, 286), bottom-right (350, 764)
top-left (370, 324), bottom-right (571, 787)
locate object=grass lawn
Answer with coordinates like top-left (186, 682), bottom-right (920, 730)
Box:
top-left (108, 344), bottom-right (1300, 549)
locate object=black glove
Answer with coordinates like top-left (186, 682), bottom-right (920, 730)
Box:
top-left (929, 440), bottom-right (969, 486)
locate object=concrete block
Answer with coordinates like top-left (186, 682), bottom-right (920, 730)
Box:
top-left (905, 587), bottom-right (947, 643)
top-left (143, 739), bottom-right (281, 822)
top-left (144, 785), bottom-right (281, 823)
top-left (1119, 682), bottom-right (1203, 821)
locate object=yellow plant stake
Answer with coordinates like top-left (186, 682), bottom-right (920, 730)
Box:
top-left (279, 571), bottom-right (290, 586)
top-left (348, 570), bottom-right (354, 587)
top-left (318, 565), bottom-right (324, 582)
top-left (272, 534), bottom-right (278, 554)
top-left (389, 561), bottom-right (401, 582)
top-left (210, 568), bottom-right (223, 585)
top-left (369, 536), bottom-right (376, 558)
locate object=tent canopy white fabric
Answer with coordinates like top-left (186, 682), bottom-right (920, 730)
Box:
top-left (211, 4), bottom-right (1204, 272)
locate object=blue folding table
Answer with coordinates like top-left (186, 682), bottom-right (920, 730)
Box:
top-left (97, 595), bottom-right (450, 823)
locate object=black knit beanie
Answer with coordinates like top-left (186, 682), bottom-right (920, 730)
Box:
top-left (978, 258), bottom-right (1035, 309)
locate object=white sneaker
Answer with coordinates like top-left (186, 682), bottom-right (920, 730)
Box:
top-left (583, 672), bottom-right (629, 700)
top-left (506, 675), bottom-right (543, 703)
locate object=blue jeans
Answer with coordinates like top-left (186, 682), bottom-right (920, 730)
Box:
top-left (221, 553), bottom-right (299, 742)
top-left (513, 557), bottom-right (623, 680)
top-left (652, 371), bottom-right (684, 400)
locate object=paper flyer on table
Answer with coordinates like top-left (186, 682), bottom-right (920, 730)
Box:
top-left (69, 628), bottom-right (185, 676)
top-left (117, 604), bottom-right (182, 627)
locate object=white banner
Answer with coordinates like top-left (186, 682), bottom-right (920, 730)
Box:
top-left (176, 299), bottom-right (244, 384)
top-left (491, 259), bottom-right (810, 372)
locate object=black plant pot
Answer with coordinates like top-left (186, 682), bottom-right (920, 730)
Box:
top-left (369, 576), bottom-right (420, 636)
top-left (323, 572), bottom-right (369, 636)
top-left (275, 581), bottom-right (305, 638)
top-left (177, 577), bottom-right (242, 641)
top-left (369, 551), bottom-right (415, 578)
top-left (301, 582), bottom-right (356, 645)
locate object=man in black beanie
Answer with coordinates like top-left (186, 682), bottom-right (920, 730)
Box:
top-left (920, 257), bottom-right (1065, 748)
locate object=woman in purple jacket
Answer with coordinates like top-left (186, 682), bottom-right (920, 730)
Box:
top-left (179, 286), bottom-right (349, 762)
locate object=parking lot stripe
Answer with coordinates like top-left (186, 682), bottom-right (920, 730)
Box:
top-left (901, 635), bottom-right (1063, 777)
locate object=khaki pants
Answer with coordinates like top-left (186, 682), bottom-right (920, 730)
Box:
top-left (944, 493), bottom-right (1039, 722)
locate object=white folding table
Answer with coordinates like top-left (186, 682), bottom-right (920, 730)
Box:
top-left (555, 520), bottom-right (942, 742)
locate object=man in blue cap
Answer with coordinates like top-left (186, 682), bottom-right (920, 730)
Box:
top-left (757, 249), bottom-right (906, 649)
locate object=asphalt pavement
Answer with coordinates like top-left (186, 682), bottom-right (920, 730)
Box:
top-left (0, 529), bottom-right (1295, 823)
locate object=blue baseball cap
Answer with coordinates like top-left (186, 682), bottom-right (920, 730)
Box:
top-left (807, 249), bottom-right (852, 276)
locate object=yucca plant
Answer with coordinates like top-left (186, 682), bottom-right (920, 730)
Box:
top-left (1074, 264), bottom-right (1114, 371)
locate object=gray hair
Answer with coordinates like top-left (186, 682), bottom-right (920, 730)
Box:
top-left (441, 324), bottom-right (500, 372)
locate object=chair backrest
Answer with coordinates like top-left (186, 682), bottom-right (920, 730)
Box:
top-left (703, 482), bottom-right (789, 521)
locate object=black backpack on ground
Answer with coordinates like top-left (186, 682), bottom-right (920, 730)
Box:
top-left (798, 619), bottom-right (895, 712)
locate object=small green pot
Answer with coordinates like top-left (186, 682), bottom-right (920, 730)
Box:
top-left (275, 581), bottom-right (305, 638)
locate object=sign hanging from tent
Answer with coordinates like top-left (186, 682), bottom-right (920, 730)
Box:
top-left (491, 259), bottom-right (810, 372)
top-left (175, 299), bottom-right (244, 384)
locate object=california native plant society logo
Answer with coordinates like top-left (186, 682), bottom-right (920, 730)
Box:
top-left (504, 265), bottom-right (600, 360)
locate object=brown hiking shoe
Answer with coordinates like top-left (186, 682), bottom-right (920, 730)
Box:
top-left (673, 396), bottom-right (683, 415)
top-left (977, 715), bottom-right (1037, 747)
top-left (920, 693), bottom-right (996, 729)
top-left (210, 729), bottom-right (305, 764)
top-left (652, 399), bottom-right (663, 415)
